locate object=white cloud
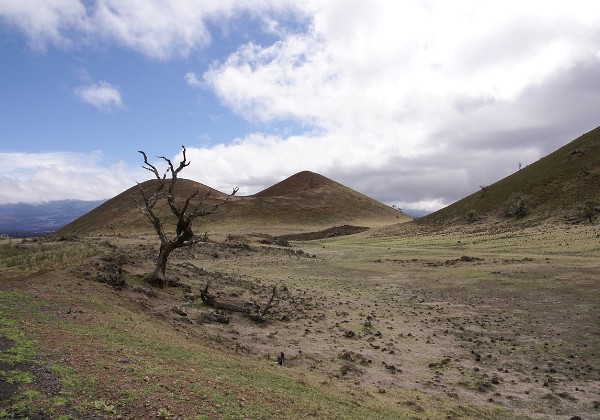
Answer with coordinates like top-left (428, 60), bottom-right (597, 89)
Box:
top-left (74, 81), bottom-right (123, 111)
top-left (205, 1), bottom-right (600, 125)
top-left (0, 0), bottom-right (304, 58)
top-left (91, 0), bottom-right (212, 59)
top-left (0, 0), bottom-right (88, 49)
top-left (197, 0), bottom-right (600, 210)
top-left (0, 151), bottom-right (139, 204)
top-left (184, 72), bottom-right (202, 88)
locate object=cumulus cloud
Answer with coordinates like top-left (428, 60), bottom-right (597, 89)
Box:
top-left (74, 81), bottom-right (123, 111)
top-left (0, 151), bottom-right (139, 204)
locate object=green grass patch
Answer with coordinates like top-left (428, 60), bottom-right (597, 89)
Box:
top-left (0, 369), bottom-right (35, 384)
top-left (0, 291), bottom-right (88, 418)
top-left (0, 292), bottom-right (37, 364)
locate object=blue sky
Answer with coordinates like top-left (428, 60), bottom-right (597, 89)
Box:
top-left (0, 14), bottom-right (276, 158)
top-left (1, 1), bottom-right (600, 212)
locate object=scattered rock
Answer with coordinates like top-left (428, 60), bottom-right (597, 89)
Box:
top-left (198, 311), bottom-right (230, 324)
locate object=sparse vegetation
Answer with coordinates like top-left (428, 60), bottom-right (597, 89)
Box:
top-left (92, 399), bottom-right (117, 414)
top-left (504, 193), bottom-right (530, 218)
top-left (465, 209), bottom-right (478, 222)
top-left (581, 199), bottom-right (599, 223)
top-left (0, 240), bottom-right (97, 274)
top-left (420, 126), bottom-right (600, 226)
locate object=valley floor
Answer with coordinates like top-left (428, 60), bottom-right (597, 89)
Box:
top-left (0, 223), bottom-right (599, 419)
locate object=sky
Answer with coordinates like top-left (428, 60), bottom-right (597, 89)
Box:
top-left (1, 1), bottom-right (600, 214)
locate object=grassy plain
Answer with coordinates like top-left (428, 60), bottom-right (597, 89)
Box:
top-left (0, 224), bottom-right (598, 419)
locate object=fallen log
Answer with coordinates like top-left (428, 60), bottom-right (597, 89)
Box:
top-left (200, 282), bottom-right (277, 323)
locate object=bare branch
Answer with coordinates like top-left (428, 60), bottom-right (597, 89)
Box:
top-left (158, 155), bottom-right (175, 178)
top-left (138, 150), bottom-right (162, 179)
top-left (159, 146), bottom-right (191, 181)
top-left (261, 286), bottom-right (277, 316)
top-left (131, 182), bottom-right (167, 243)
top-left (179, 187), bottom-right (201, 217)
top-left (189, 187), bottom-right (239, 220)
top-left (174, 145), bottom-right (191, 177)
top-left (130, 194), bottom-right (145, 214)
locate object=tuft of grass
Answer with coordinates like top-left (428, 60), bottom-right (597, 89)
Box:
top-left (92, 399), bottom-right (117, 414)
top-left (48, 362), bottom-right (78, 389)
top-left (157, 407), bottom-right (172, 418)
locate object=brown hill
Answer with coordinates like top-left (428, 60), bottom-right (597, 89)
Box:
top-left (59, 179), bottom-right (225, 236)
top-left (254, 171), bottom-right (335, 197)
top-left (417, 125), bottom-right (600, 228)
top-left (58, 171), bottom-right (410, 236)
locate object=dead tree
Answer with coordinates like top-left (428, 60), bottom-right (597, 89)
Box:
top-left (200, 282), bottom-right (277, 323)
top-left (132, 146), bottom-right (238, 287)
top-left (479, 185), bottom-right (488, 197)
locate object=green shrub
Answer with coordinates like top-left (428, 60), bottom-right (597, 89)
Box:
top-left (504, 194), bottom-right (530, 218)
top-left (581, 200), bottom-right (599, 223)
top-left (465, 209), bottom-right (478, 223)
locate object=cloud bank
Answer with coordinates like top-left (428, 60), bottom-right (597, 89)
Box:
top-left (0, 151), bottom-right (137, 204)
top-left (2, 1), bottom-right (600, 211)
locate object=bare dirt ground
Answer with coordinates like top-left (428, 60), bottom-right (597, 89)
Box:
top-left (1, 224), bottom-right (599, 419)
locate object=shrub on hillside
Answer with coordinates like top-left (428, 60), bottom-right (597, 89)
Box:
top-left (504, 194), bottom-right (530, 218)
top-left (581, 199), bottom-right (599, 223)
top-left (465, 209), bottom-right (478, 222)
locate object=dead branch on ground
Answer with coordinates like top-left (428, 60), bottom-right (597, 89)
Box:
top-left (200, 282), bottom-right (277, 323)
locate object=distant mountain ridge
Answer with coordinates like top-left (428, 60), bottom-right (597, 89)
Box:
top-left (0, 200), bottom-right (105, 237)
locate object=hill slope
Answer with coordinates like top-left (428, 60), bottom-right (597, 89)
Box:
top-left (254, 171), bottom-right (337, 197)
top-left (58, 171), bottom-right (410, 236)
top-left (418, 125), bottom-right (600, 227)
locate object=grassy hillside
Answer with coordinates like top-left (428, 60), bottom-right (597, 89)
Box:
top-left (419, 125), bottom-right (600, 227)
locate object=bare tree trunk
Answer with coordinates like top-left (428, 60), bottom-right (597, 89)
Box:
top-left (149, 242), bottom-right (174, 287)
